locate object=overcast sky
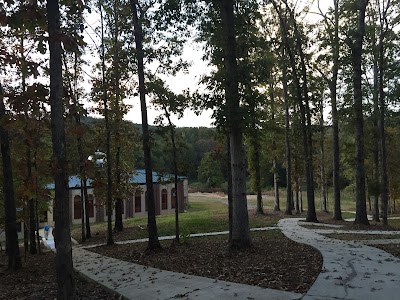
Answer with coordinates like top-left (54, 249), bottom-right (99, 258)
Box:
top-left (86, 0), bottom-right (332, 128)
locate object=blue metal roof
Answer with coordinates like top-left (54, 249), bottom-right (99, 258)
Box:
top-left (46, 169), bottom-right (186, 189)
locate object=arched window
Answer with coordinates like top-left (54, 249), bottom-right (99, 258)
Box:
top-left (88, 194), bottom-right (94, 218)
top-left (135, 190), bottom-right (142, 212)
top-left (74, 195), bottom-right (82, 219)
top-left (171, 188), bottom-right (176, 209)
top-left (162, 189), bottom-right (168, 210)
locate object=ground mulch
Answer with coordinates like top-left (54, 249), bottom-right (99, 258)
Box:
top-left (0, 247), bottom-right (120, 300)
top-left (89, 230), bottom-right (322, 294)
top-left (373, 244), bottom-right (400, 258)
top-left (324, 233), bottom-right (400, 240)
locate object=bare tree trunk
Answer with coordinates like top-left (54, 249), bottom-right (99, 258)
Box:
top-left (331, 0), bottom-right (343, 221)
top-left (372, 25), bottom-right (380, 222)
top-left (99, 2), bottom-right (115, 245)
top-left (254, 137), bottom-right (263, 215)
top-left (80, 182), bottom-right (85, 242)
top-left (20, 32), bottom-right (37, 254)
top-left (113, 0), bottom-right (123, 233)
top-left (227, 132), bottom-right (233, 242)
top-left (46, 0), bottom-right (75, 296)
top-left (282, 47), bottom-right (292, 215)
top-left (378, 1), bottom-right (391, 225)
top-left (320, 99), bottom-right (328, 212)
top-left (130, 0), bottom-right (161, 251)
top-left (218, 0), bottom-right (251, 249)
top-left (270, 80), bottom-right (280, 212)
top-left (352, 0), bottom-right (369, 225)
top-left (114, 148), bottom-right (123, 232)
top-left (272, 0), bottom-right (317, 222)
top-left (300, 186), bottom-right (303, 212)
top-left (0, 83), bottom-right (22, 270)
top-left (83, 179), bottom-right (91, 238)
top-left (273, 157), bottom-right (280, 211)
top-left (248, 100), bottom-right (263, 215)
top-left (33, 149), bottom-right (41, 254)
top-left (162, 106), bottom-right (180, 242)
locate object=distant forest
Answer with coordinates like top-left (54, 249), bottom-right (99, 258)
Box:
top-left (77, 117), bottom-right (286, 191)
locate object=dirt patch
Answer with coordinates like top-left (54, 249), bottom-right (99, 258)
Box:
top-left (373, 244), bottom-right (400, 258)
top-left (0, 247), bottom-right (120, 300)
top-left (89, 230), bottom-right (322, 294)
top-left (324, 233), bottom-right (400, 240)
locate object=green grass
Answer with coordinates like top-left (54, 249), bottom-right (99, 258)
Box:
top-left (72, 195), bottom-right (281, 241)
top-left (71, 192), bottom-right (397, 242)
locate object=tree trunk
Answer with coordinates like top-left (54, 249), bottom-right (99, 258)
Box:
top-left (372, 26), bottom-right (380, 222)
top-left (254, 136), bottom-right (263, 215)
top-left (227, 132), bottom-right (233, 243)
top-left (218, 0), bottom-right (251, 249)
top-left (282, 47), bottom-right (292, 215)
top-left (20, 32), bottom-right (37, 255)
top-left (291, 12), bottom-right (317, 222)
top-left (99, 2), bottom-right (115, 245)
top-left (273, 157), bottom-right (280, 211)
top-left (130, 0), bottom-right (161, 251)
top-left (249, 108), bottom-right (263, 215)
top-left (33, 149), bottom-right (41, 254)
top-left (352, 0), bottom-right (369, 225)
top-left (320, 99), bottom-right (328, 212)
top-left (270, 80), bottom-right (280, 212)
top-left (46, 0), bottom-right (75, 297)
top-left (163, 106), bottom-right (180, 242)
top-left (272, 0), bottom-right (317, 222)
top-left (83, 179), bottom-right (91, 238)
top-left (113, 0), bottom-right (123, 233)
top-left (300, 187), bottom-right (303, 212)
top-left (114, 147), bottom-right (123, 232)
top-left (331, 0), bottom-right (342, 221)
top-left (80, 181), bottom-right (85, 242)
top-left (0, 83), bottom-right (22, 270)
top-left (378, 19), bottom-right (389, 226)
top-left (72, 52), bottom-right (92, 239)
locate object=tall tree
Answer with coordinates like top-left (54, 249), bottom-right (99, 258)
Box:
top-left (351, 0), bottom-right (370, 225)
top-left (330, 0), bottom-right (342, 220)
top-left (99, 0), bottom-right (114, 245)
top-left (0, 82), bottom-right (22, 270)
top-left (316, 0), bottom-right (343, 220)
top-left (281, 47), bottom-right (293, 215)
top-left (46, 0), bottom-right (75, 297)
top-left (217, 0), bottom-right (251, 248)
top-left (130, 0), bottom-right (161, 251)
top-left (375, 0), bottom-right (391, 225)
top-left (270, 0), bottom-right (318, 222)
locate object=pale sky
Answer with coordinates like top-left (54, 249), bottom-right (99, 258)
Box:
top-left (124, 42), bottom-right (214, 128)
top-left (86, 0), bottom-right (332, 128)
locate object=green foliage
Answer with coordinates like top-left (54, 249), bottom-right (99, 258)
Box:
top-left (197, 152), bottom-right (224, 188)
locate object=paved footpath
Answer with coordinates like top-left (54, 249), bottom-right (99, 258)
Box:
top-left (73, 246), bottom-right (301, 300)
top-left (279, 218), bottom-right (400, 300)
top-left (41, 219), bottom-right (400, 300)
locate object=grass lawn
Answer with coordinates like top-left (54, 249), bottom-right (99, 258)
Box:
top-left (71, 192), bottom-right (398, 244)
top-left (71, 195), bottom-right (281, 244)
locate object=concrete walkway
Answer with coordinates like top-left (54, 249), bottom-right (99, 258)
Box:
top-left (73, 246), bottom-right (301, 300)
top-left (279, 218), bottom-right (400, 300)
top-left (41, 219), bottom-right (400, 300)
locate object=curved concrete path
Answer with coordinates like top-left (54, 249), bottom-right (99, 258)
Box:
top-left (279, 218), bottom-right (400, 300)
top-left (73, 246), bottom-right (301, 300)
top-left (42, 219), bottom-right (400, 299)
